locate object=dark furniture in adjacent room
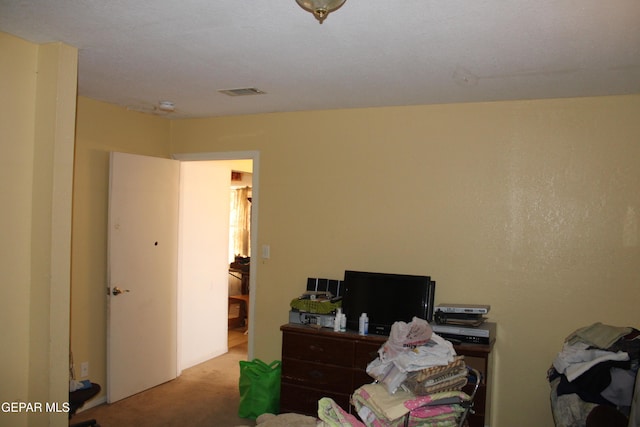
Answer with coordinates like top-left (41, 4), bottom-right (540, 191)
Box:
top-left (229, 256), bottom-right (250, 295)
top-left (228, 256), bottom-right (250, 329)
top-left (228, 294), bottom-right (250, 330)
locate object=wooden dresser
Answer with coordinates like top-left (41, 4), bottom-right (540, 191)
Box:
top-left (280, 323), bottom-right (494, 427)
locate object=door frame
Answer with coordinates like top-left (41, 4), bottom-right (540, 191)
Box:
top-left (172, 150), bottom-right (259, 361)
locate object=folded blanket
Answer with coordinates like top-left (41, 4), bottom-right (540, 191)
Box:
top-left (404, 390), bottom-right (469, 418)
top-left (353, 383), bottom-right (415, 421)
top-left (355, 404), bottom-right (461, 427)
top-left (566, 322), bottom-right (632, 349)
top-left (351, 383), bottom-right (469, 427)
top-left (254, 412), bottom-right (318, 427)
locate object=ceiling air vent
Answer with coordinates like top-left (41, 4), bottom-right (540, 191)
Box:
top-left (218, 87), bottom-right (266, 97)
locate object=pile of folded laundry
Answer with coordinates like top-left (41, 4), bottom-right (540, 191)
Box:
top-left (351, 384), bottom-right (469, 427)
top-left (548, 322), bottom-right (640, 427)
top-left (352, 317), bottom-right (472, 427)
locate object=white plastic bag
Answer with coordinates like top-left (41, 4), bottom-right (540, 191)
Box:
top-left (379, 316), bottom-right (433, 362)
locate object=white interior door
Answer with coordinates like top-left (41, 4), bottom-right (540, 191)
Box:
top-left (107, 152), bottom-right (180, 403)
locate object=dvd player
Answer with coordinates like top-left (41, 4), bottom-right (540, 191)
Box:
top-left (289, 310), bottom-right (336, 328)
top-left (436, 303), bottom-right (490, 314)
top-left (432, 322), bottom-right (496, 345)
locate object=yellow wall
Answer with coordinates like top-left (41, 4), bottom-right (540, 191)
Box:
top-left (0, 31), bottom-right (37, 427)
top-left (70, 97), bottom-right (171, 404)
top-left (168, 96), bottom-right (640, 426)
top-left (0, 32), bottom-right (77, 427)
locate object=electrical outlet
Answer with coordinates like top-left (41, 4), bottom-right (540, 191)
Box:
top-left (80, 362), bottom-right (89, 378)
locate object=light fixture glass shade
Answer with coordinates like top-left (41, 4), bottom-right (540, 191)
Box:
top-left (295, 0), bottom-right (347, 24)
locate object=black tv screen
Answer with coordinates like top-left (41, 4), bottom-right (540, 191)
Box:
top-left (342, 270), bottom-right (436, 336)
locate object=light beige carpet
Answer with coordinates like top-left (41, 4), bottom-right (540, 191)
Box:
top-left (72, 340), bottom-right (256, 427)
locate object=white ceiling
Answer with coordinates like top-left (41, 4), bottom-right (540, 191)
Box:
top-left (1, 0), bottom-right (639, 119)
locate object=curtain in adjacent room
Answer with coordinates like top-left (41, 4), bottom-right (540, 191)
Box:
top-left (230, 186), bottom-right (251, 259)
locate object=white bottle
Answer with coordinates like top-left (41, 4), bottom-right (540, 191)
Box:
top-left (358, 313), bottom-right (369, 335)
top-left (340, 313), bottom-right (347, 332)
top-left (334, 309), bottom-right (342, 332)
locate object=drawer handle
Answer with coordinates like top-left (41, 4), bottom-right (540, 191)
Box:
top-left (308, 345), bottom-right (324, 353)
top-left (308, 369), bottom-right (324, 379)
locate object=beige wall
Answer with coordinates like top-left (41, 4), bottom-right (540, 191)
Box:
top-left (169, 96), bottom-right (640, 426)
top-left (1, 32), bottom-right (77, 427)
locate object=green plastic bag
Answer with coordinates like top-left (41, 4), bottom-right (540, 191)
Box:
top-left (238, 359), bottom-right (282, 419)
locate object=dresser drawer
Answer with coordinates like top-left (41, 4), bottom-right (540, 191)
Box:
top-left (282, 332), bottom-right (355, 367)
top-left (281, 358), bottom-right (354, 393)
top-left (354, 341), bottom-right (380, 370)
top-left (280, 383), bottom-right (350, 416)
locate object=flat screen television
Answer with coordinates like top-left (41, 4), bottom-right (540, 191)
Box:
top-left (342, 270), bottom-right (436, 336)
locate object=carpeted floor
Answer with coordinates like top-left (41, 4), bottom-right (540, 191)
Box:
top-left (71, 330), bottom-right (255, 427)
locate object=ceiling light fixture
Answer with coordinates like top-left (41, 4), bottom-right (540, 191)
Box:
top-left (295, 0), bottom-right (346, 24)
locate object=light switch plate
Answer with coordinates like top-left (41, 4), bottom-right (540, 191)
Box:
top-left (261, 244), bottom-right (270, 259)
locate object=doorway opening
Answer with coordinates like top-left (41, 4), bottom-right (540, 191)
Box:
top-left (106, 151), bottom-right (259, 405)
top-left (228, 169), bottom-right (252, 337)
top-left (173, 151), bottom-right (259, 363)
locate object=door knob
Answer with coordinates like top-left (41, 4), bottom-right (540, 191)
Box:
top-left (112, 286), bottom-right (130, 296)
